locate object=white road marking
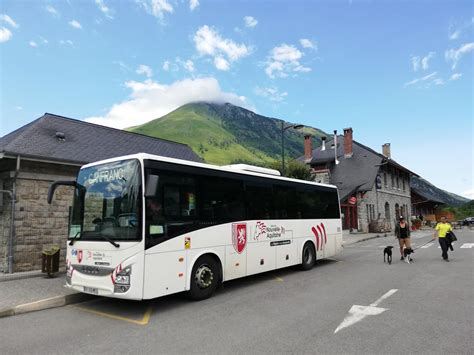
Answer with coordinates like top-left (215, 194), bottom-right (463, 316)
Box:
top-left (334, 289), bottom-right (398, 334)
top-left (460, 243), bottom-right (474, 249)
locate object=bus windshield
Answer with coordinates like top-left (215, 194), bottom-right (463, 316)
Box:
top-left (69, 159), bottom-right (142, 242)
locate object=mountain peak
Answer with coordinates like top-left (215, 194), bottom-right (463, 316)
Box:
top-left (129, 102), bottom-right (325, 165)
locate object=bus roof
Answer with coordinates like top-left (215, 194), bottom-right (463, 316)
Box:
top-left (81, 152), bottom-right (338, 190)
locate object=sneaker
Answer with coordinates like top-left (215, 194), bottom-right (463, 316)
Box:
top-left (400, 256), bottom-right (404, 261)
top-left (409, 257), bottom-right (413, 262)
top-left (444, 259), bottom-right (450, 262)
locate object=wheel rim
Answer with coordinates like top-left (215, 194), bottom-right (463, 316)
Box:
top-left (304, 247), bottom-right (312, 264)
top-left (195, 264), bottom-right (214, 289)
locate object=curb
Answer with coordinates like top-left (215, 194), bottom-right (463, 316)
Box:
top-left (0, 270), bottom-right (66, 283)
top-left (343, 234), bottom-right (384, 246)
top-left (0, 293), bottom-right (95, 319)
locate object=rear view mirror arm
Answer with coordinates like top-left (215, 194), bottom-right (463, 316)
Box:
top-left (47, 180), bottom-right (79, 204)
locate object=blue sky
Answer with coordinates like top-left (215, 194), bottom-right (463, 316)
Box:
top-left (1, 0), bottom-right (473, 199)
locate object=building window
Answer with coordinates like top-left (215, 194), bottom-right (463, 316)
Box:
top-left (402, 177), bottom-right (406, 191)
top-left (395, 203), bottom-right (400, 220)
top-left (391, 171), bottom-right (395, 188)
top-left (383, 173), bottom-right (387, 187)
top-left (385, 202), bottom-right (390, 220)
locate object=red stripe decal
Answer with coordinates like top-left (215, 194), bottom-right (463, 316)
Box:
top-left (317, 225), bottom-right (324, 249)
top-left (321, 223), bottom-right (327, 244)
top-left (311, 226), bottom-right (319, 250)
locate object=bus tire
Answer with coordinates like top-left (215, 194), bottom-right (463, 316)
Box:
top-left (188, 255), bottom-right (220, 301)
top-left (300, 242), bottom-right (315, 270)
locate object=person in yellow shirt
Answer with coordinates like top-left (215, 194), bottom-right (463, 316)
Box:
top-left (434, 217), bottom-right (453, 262)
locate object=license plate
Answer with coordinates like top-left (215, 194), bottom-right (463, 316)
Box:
top-left (83, 286), bottom-right (98, 295)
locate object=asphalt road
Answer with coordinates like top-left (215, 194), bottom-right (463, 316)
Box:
top-left (1, 228), bottom-right (473, 354)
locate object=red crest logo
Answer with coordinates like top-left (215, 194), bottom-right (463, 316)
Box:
top-left (78, 250), bottom-right (83, 264)
top-left (232, 223), bottom-right (247, 254)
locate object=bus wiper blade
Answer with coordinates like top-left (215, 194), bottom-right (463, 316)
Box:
top-left (69, 232), bottom-right (82, 246)
top-left (99, 234), bottom-right (120, 248)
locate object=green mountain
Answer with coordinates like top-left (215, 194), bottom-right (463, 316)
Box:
top-left (129, 102), bottom-right (326, 165)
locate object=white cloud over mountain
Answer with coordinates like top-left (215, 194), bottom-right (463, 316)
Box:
top-left (84, 77), bottom-right (251, 129)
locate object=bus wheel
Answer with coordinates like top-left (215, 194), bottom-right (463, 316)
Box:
top-left (189, 255), bottom-right (220, 301)
top-left (300, 242), bottom-right (315, 270)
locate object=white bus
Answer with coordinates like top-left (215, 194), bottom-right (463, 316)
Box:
top-left (48, 153), bottom-right (342, 301)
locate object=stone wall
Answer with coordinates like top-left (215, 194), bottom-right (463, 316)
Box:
top-left (356, 172), bottom-right (412, 233)
top-left (0, 159), bottom-right (79, 272)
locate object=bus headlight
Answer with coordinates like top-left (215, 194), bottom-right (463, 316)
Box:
top-left (115, 275), bottom-right (130, 285)
top-left (114, 266), bottom-right (131, 293)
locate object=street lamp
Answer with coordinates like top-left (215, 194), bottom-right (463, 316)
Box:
top-left (281, 122), bottom-right (304, 176)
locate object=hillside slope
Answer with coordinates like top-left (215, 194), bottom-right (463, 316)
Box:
top-left (129, 102), bottom-right (326, 165)
top-left (411, 176), bottom-right (470, 207)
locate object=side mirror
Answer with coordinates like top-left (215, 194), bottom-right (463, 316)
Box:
top-left (145, 174), bottom-right (159, 198)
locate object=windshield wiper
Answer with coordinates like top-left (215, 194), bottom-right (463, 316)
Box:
top-left (69, 231), bottom-right (83, 246)
top-left (98, 234), bottom-right (120, 248)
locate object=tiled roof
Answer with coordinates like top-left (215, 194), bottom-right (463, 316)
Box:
top-left (0, 113), bottom-right (202, 164)
top-left (297, 136), bottom-right (418, 201)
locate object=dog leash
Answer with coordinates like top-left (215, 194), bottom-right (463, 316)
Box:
top-left (412, 238), bottom-right (436, 251)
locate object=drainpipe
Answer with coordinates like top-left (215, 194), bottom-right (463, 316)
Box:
top-left (6, 156), bottom-right (20, 273)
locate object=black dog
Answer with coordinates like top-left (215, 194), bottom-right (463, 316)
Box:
top-left (403, 247), bottom-right (414, 263)
top-left (383, 246), bottom-right (393, 264)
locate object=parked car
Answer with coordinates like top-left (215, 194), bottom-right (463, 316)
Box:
top-left (462, 217), bottom-right (474, 226)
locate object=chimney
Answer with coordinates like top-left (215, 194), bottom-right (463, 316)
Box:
top-left (321, 136), bottom-right (326, 151)
top-left (304, 134), bottom-right (313, 161)
top-left (343, 127), bottom-right (353, 158)
top-left (382, 143), bottom-right (391, 159)
top-left (334, 130), bottom-right (340, 165)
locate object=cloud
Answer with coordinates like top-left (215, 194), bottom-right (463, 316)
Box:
top-left (162, 60), bottom-right (171, 71)
top-left (69, 20), bottom-right (82, 29)
top-left (445, 42), bottom-right (474, 69)
top-left (84, 77), bottom-right (251, 129)
top-left (449, 30), bottom-right (461, 40)
top-left (177, 58), bottom-right (195, 72)
top-left (299, 38), bottom-right (316, 50)
top-left (96, 0), bottom-right (114, 19)
top-left (421, 52), bottom-right (435, 70)
top-left (404, 71), bottom-right (437, 87)
top-left (59, 39), bottom-right (74, 46)
top-left (244, 16), bottom-right (258, 28)
top-left (255, 86), bottom-right (288, 102)
top-left (29, 41), bottom-right (38, 47)
top-left (0, 27), bottom-right (12, 43)
top-left (214, 56), bottom-right (229, 71)
top-left (46, 5), bottom-right (59, 17)
top-left (265, 43), bottom-right (311, 78)
top-left (411, 56), bottom-right (420, 72)
top-left (136, 64), bottom-right (153, 77)
top-left (190, 0), bottom-right (199, 11)
top-left (194, 25), bottom-right (251, 70)
top-left (0, 14), bottom-right (19, 28)
top-left (411, 52), bottom-right (435, 72)
top-left (162, 58), bottom-right (195, 72)
top-left (449, 73), bottom-right (462, 81)
top-left (137, 0), bottom-right (173, 22)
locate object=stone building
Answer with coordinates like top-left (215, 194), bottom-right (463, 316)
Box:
top-left (298, 128), bottom-right (417, 233)
top-left (0, 113), bottom-right (201, 273)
